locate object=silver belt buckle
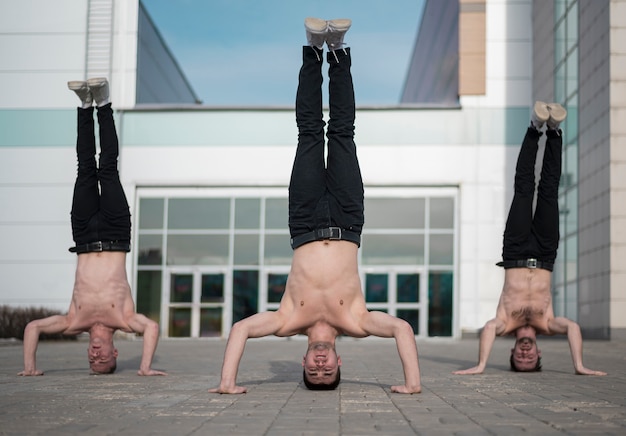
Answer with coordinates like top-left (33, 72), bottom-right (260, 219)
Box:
top-left (328, 227), bottom-right (342, 240)
top-left (526, 258), bottom-right (537, 268)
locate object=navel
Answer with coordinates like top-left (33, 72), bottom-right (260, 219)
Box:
top-left (300, 300), bottom-right (304, 306)
top-left (340, 299), bottom-right (344, 305)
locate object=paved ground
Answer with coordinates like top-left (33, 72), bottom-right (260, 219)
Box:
top-left (0, 335), bottom-right (624, 435)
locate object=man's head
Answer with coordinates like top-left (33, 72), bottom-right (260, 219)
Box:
top-left (88, 335), bottom-right (118, 374)
top-left (510, 326), bottom-right (542, 372)
top-left (302, 341), bottom-right (341, 390)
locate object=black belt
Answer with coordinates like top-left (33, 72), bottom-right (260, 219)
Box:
top-left (496, 258), bottom-right (553, 271)
top-left (291, 227), bottom-right (361, 249)
top-left (69, 241), bottom-right (131, 254)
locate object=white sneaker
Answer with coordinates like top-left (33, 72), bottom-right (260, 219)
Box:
top-left (87, 77), bottom-right (110, 107)
top-left (304, 17), bottom-right (327, 49)
top-left (547, 103), bottom-right (567, 130)
top-left (326, 18), bottom-right (351, 51)
top-left (68, 80), bottom-right (92, 108)
top-left (531, 101), bottom-right (549, 129)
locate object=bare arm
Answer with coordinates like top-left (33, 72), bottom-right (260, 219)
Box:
top-left (209, 311), bottom-right (286, 394)
top-left (453, 317), bottom-right (505, 375)
top-left (547, 317), bottom-right (607, 376)
top-left (127, 314), bottom-right (166, 376)
top-left (18, 315), bottom-right (69, 376)
top-left (359, 311), bottom-right (421, 393)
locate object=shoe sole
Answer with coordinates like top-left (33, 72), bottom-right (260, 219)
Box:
top-left (87, 77), bottom-right (108, 88)
top-left (533, 101), bottom-right (549, 122)
top-left (548, 104), bottom-right (567, 122)
top-left (305, 17), bottom-right (327, 33)
top-left (68, 80), bottom-right (88, 90)
top-left (328, 18), bottom-right (351, 31)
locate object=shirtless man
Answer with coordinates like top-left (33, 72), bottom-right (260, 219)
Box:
top-left (209, 18), bottom-right (421, 394)
top-left (18, 78), bottom-right (165, 376)
top-left (454, 102), bottom-right (606, 376)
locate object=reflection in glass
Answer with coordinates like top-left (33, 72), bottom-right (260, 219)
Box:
top-left (268, 274), bottom-right (288, 303)
top-left (428, 272), bottom-right (453, 336)
top-left (235, 198), bottom-right (260, 229)
top-left (201, 274), bottom-right (224, 302)
top-left (233, 234), bottom-right (259, 265)
top-left (429, 234), bottom-right (454, 265)
top-left (264, 235), bottom-right (292, 265)
top-left (200, 308), bottom-right (222, 337)
top-left (137, 271), bottom-right (162, 324)
top-left (170, 274), bottom-right (192, 303)
top-left (168, 198), bottom-right (230, 229)
top-left (362, 234), bottom-right (424, 265)
top-left (265, 198), bottom-right (288, 229)
top-left (233, 270), bottom-right (258, 323)
top-left (137, 234), bottom-right (162, 265)
top-left (429, 198), bottom-right (454, 229)
top-left (397, 309), bottom-right (419, 335)
top-left (167, 235), bottom-right (229, 265)
top-left (365, 274), bottom-right (388, 303)
top-left (139, 198), bottom-right (164, 229)
top-left (365, 198), bottom-right (425, 229)
top-left (397, 274), bottom-right (419, 302)
top-left (169, 308), bottom-right (191, 337)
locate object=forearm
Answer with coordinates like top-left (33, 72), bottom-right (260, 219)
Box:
top-left (394, 323), bottom-right (421, 391)
top-left (218, 324), bottom-right (248, 387)
top-left (566, 322), bottom-right (585, 372)
top-left (22, 323), bottom-right (40, 372)
top-left (139, 321), bottom-right (160, 372)
top-left (475, 323), bottom-right (497, 369)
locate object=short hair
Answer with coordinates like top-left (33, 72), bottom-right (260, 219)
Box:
top-left (91, 361), bottom-right (117, 375)
top-left (510, 355), bottom-right (542, 372)
top-left (302, 368), bottom-right (341, 390)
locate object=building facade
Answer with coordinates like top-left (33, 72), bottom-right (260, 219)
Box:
top-left (0, 0), bottom-right (623, 340)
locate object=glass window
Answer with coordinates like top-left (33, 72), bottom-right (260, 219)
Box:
top-left (139, 198), bottom-right (164, 229)
top-left (169, 308), bottom-right (191, 337)
top-left (233, 234), bottom-right (259, 265)
top-left (429, 234), bottom-right (454, 265)
top-left (168, 198), bottom-right (230, 229)
top-left (397, 309), bottom-right (419, 335)
top-left (263, 234), bottom-right (292, 265)
top-left (137, 234), bottom-right (163, 265)
top-left (362, 234), bottom-right (424, 265)
top-left (397, 273), bottom-right (419, 303)
top-left (429, 198), bottom-right (454, 229)
top-left (136, 271), bottom-right (162, 324)
top-left (201, 274), bottom-right (224, 303)
top-left (233, 270), bottom-right (258, 323)
top-left (200, 308), bottom-right (222, 337)
top-left (265, 198), bottom-right (288, 229)
top-left (170, 274), bottom-right (192, 303)
top-left (267, 273), bottom-right (288, 303)
top-left (365, 198), bottom-right (425, 229)
top-left (235, 198), bottom-right (260, 229)
top-left (365, 274), bottom-right (388, 303)
top-left (167, 235), bottom-right (229, 265)
top-left (428, 272), bottom-right (453, 336)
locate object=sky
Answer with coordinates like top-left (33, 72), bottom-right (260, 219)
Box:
top-left (141, 0), bottom-right (425, 106)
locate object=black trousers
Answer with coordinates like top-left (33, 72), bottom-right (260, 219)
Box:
top-left (70, 104), bottom-right (131, 246)
top-left (501, 127), bottom-right (563, 265)
top-left (288, 46), bottom-right (364, 244)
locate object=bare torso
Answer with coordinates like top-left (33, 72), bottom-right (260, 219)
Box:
top-left (65, 252), bottom-right (135, 335)
top-left (496, 267), bottom-right (555, 335)
top-left (275, 240), bottom-right (368, 337)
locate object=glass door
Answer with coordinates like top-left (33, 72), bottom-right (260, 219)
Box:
top-left (363, 269), bottom-right (425, 337)
top-left (164, 268), bottom-right (231, 338)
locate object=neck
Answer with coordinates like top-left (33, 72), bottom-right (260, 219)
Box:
top-left (89, 323), bottom-right (115, 339)
top-left (306, 322), bottom-right (338, 346)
